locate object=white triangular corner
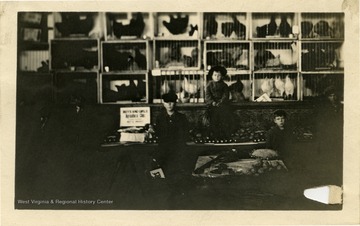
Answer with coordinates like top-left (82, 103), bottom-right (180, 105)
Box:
top-left (304, 185), bottom-right (342, 205)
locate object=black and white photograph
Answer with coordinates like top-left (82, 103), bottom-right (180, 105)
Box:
top-left (1, 0), bottom-right (359, 225)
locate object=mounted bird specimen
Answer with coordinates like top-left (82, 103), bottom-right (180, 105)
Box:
top-left (232, 14), bottom-right (246, 38)
top-left (314, 20), bottom-right (331, 37)
top-left (134, 47), bottom-right (147, 70)
top-left (279, 15), bottom-right (291, 37)
top-left (301, 21), bottom-right (313, 38)
top-left (221, 14), bottom-right (246, 38)
top-left (56, 12), bottom-right (95, 37)
top-left (112, 12), bottom-right (145, 38)
top-left (189, 24), bottom-right (198, 36)
top-left (255, 49), bottom-right (276, 69)
top-left (163, 13), bottom-right (189, 35)
top-left (182, 77), bottom-right (199, 96)
top-left (274, 76), bottom-right (285, 97)
top-left (205, 14), bottom-right (218, 37)
top-left (284, 75), bottom-right (295, 100)
top-left (229, 79), bottom-right (246, 102)
top-left (256, 14), bottom-right (277, 38)
top-left (260, 77), bottom-right (274, 97)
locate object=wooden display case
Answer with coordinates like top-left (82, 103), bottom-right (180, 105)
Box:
top-left (224, 73), bottom-right (252, 102)
top-left (53, 12), bottom-right (102, 38)
top-left (253, 73), bottom-right (299, 101)
top-left (301, 73), bottom-right (344, 100)
top-left (105, 12), bottom-right (153, 40)
top-left (300, 13), bottom-right (344, 40)
top-left (53, 71), bottom-right (99, 104)
top-left (101, 40), bottom-right (149, 73)
top-left (154, 12), bottom-right (200, 39)
top-left (251, 13), bottom-right (298, 39)
top-left (253, 41), bottom-right (299, 72)
top-left (204, 40), bottom-right (250, 71)
top-left (151, 70), bottom-right (205, 104)
top-left (153, 39), bottom-right (201, 70)
top-left (203, 13), bottom-right (248, 40)
top-left (100, 73), bottom-right (149, 104)
top-left (50, 38), bottom-right (99, 72)
top-left (17, 12), bottom-right (345, 104)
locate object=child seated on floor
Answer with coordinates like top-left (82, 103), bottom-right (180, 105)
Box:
top-left (266, 110), bottom-right (293, 159)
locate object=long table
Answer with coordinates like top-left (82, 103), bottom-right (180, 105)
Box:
top-left (100, 140), bottom-right (342, 210)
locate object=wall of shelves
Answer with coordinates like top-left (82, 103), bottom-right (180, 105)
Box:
top-left (17, 11), bottom-right (345, 105)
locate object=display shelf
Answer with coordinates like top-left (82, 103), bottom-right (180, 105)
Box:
top-left (204, 40), bottom-right (250, 71)
top-left (19, 42), bottom-right (49, 51)
top-left (153, 39), bottom-right (201, 70)
top-left (151, 70), bottom-right (205, 104)
top-left (100, 72), bottom-right (149, 104)
top-left (101, 40), bottom-right (149, 73)
top-left (301, 73), bottom-right (344, 100)
top-left (203, 13), bottom-right (248, 40)
top-left (18, 50), bottom-right (49, 72)
top-left (300, 38), bottom-right (344, 42)
top-left (105, 12), bottom-right (153, 40)
top-left (253, 41), bottom-right (299, 71)
top-left (223, 73), bottom-right (252, 102)
top-left (50, 38), bottom-right (100, 71)
top-left (154, 12), bottom-right (201, 39)
top-left (18, 12), bottom-right (51, 44)
top-left (17, 12), bottom-right (53, 72)
top-left (300, 41), bottom-right (343, 72)
top-left (300, 13), bottom-right (344, 40)
top-left (53, 71), bottom-right (99, 104)
top-left (223, 70), bottom-right (252, 75)
top-left (251, 13), bottom-right (298, 39)
top-left (253, 70), bottom-right (299, 74)
top-left (252, 73), bottom-right (299, 101)
top-left (17, 12), bottom-right (345, 104)
top-left (300, 71), bottom-right (344, 74)
top-left (53, 12), bottom-right (102, 38)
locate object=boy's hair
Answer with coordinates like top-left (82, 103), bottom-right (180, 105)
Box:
top-left (208, 65), bottom-right (227, 79)
top-left (273, 110), bottom-right (287, 118)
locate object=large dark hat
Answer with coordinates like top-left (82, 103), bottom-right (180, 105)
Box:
top-left (162, 92), bottom-right (178, 102)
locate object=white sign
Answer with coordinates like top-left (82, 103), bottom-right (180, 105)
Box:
top-left (120, 107), bottom-right (150, 127)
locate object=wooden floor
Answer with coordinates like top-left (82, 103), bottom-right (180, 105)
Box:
top-left (15, 104), bottom-right (343, 210)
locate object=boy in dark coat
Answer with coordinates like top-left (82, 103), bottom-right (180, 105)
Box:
top-left (154, 92), bottom-right (190, 179)
top-left (266, 110), bottom-right (294, 162)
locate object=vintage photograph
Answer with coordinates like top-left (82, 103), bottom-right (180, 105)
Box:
top-left (1, 0), bottom-right (359, 225)
top-left (14, 10), bottom-right (346, 210)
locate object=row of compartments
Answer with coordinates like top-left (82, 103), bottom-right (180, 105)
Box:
top-left (19, 12), bottom-right (345, 41)
top-left (20, 39), bottom-right (344, 72)
top-left (51, 71), bottom-right (344, 104)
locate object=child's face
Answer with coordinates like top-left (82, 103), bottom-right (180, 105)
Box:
top-left (163, 101), bottom-right (176, 112)
top-left (212, 71), bottom-right (222, 82)
top-left (274, 116), bottom-right (285, 129)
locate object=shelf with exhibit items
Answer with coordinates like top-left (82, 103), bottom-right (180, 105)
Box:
top-left (17, 11), bottom-right (344, 104)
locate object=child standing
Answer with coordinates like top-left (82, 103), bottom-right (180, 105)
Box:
top-left (205, 66), bottom-right (233, 138)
